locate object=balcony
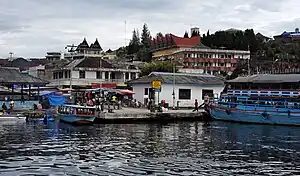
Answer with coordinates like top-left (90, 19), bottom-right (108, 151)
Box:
top-left (48, 78), bottom-right (129, 87)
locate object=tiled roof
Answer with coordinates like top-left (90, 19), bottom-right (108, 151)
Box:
top-left (0, 67), bottom-right (48, 85)
top-left (228, 74), bottom-right (300, 83)
top-left (127, 72), bottom-right (224, 85)
top-left (170, 34), bottom-right (201, 47)
top-left (75, 57), bottom-right (115, 68)
top-left (150, 33), bottom-right (203, 51)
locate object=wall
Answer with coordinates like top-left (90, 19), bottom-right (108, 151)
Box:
top-left (86, 71), bottom-right (96, 79)
top-left (71, 71), bottom-right (79, 79)
top-left (132, 83), bottom-right (224, 108)
top-left (132, 84), bottom-right (152, 105)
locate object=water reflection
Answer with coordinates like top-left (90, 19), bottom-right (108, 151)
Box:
top-left (0, 121), bottom-right (300, 175)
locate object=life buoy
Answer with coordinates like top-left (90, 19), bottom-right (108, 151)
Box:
top-left (226, 108), bottom-right (231, 115)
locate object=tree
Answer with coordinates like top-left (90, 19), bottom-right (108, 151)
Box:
top-left (183, 31), bottom-right (189, 38)
top-left (141, 23), bottom-right (151, 48)
top-left (140, 61), bottom-right (177, 76)
top-left (127, 29), bottom-right (141, 55)
top-left (156, 32), bottom-right (164, 38)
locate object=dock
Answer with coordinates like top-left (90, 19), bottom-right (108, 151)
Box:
top-left (94, 108), bottom-right (211, 124)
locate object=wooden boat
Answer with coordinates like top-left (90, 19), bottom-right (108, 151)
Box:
top-left (0, 112), bottom-right (26, 122)
top-left (23, 110), bottom-right (55, 122)
top-left (57, 105), bottom-right (97, 125)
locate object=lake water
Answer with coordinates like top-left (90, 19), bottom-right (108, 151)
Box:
top-left (0, 121), bottom-right (300, 175)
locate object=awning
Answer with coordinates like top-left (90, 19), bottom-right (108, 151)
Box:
top-left (118, 89), bottom-right (136, 95)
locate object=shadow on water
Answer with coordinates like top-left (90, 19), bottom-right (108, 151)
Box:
top-left (0, 120), bottom-right (300, 175)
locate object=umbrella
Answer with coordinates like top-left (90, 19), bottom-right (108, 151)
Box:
top-left (119, 89), bottom-right (136, 95)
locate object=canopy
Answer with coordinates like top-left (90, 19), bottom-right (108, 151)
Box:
top-left (48, 95), bottom-right (66, 106)
top-left (119, 89), bottom-right (135, 95)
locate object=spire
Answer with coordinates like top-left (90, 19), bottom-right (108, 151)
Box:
top-left (90, 38), bottom-right (103, 51)
top-left (76, 37), bottom-right (90, 51)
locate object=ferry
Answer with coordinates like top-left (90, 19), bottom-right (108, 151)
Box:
top-left (210, 74), bottom-right (300, 126)
top-left (57, 105), bottom-right (97, 125)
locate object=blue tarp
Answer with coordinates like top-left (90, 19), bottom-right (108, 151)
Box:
top-left (48, 95), bottom-right (66, 106)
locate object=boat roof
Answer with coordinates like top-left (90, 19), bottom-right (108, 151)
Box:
top-left (227, 74), bottom-right (300, 83)
top-left (61, 104), bottom-right (96, 109)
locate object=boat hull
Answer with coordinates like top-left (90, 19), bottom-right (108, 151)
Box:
top-left (211, 105), bottom-right (300, 126)
top-left (57, 114), bottom-right (95, 125)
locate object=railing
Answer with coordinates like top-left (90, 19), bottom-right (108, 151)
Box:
top-left (48, 78), bottom-right (129, 86)
top-left (260, 68), bottom-right (300, 74)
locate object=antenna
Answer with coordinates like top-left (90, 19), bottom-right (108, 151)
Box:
top-left (125, 20), bottom-right (127, 47)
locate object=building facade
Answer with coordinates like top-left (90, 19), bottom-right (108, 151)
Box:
top-left (128, 72), bottom-right (224, 108)
top-left (150, 28), bottom-right (250, 75)
top-left (48, 57), bottom-right (141, 88)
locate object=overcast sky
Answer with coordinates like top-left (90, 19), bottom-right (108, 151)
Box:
top-left (0, 0), bottom-right (299, 58)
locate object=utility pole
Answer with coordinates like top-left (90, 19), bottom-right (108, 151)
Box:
top-left (65, 44), bottom-right (77, 91)
top-left (172, 56), bottom-right (176, 109)
top-left (247, 45), bottom-right (251, 76)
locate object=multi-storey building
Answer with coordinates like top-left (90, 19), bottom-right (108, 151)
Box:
top-left (150, 28), bottom-right (250, 75)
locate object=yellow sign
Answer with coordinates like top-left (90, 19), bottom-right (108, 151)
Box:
top-left (152, 80), bottom-right (161, 89)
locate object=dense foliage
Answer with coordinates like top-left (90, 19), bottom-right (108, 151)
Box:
top-left (140, 61), bottom-right (178, 76)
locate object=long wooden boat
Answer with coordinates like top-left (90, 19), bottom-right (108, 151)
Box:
top-left (210, 74), bottom-right (300, 126)
top-left (57, 105), bottom-right (96, 125)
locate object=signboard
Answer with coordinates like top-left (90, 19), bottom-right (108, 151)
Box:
top-left (152, 80), bottom-right (161, 89)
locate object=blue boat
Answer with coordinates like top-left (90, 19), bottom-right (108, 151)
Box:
top-left (210, 74), bottom-right (300, 126)
top-left (57, 105), bottom-right (97, 125)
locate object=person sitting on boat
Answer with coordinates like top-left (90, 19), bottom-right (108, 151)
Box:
top-left (2, 103), bottom-right (7, 113)
top-left (88, 99), bottom-right (94, 106)
top-left (9, 100), bottom-right (14, 112)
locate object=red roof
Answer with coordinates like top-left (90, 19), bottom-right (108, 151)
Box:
top-left (150, 33), bottom-right (201, 49)
top-left (170, 34), bottom-right (201, 47)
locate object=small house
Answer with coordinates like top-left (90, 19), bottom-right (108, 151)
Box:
top-left (127, 72), bottom-right (225, 108)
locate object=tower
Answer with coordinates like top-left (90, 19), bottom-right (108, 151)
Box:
top-left (191, 27), bottom-right (200, 36)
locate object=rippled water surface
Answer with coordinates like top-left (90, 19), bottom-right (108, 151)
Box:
top-left (0, 121), bottom-right (300, 175)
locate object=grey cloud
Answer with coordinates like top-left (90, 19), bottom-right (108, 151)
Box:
top-left (0, 0), bottom-right (298, 57)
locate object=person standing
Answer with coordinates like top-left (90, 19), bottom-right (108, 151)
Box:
top-left (193, 99), bottom-right (199, 112)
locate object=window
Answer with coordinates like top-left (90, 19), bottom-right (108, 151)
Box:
top-left (144, 88), bottom-right (149, 95)
top-left (105, 72), bottom-right (109, 79)
top-left (179, 89), bottom-right (191, 100)
top-left (59, 72), bottom-right (63, 79)
top-left (125, 73), bottom-right (129, 80)
top-left (202, 89), bottom-right (214, 100)
top-left (79, 70), bottom-right (85, 79)
top-left (96, 71), bottom-right (101, 79)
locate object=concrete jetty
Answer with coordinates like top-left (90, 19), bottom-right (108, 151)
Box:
top-left (94, 108), bottom-right (211, 123)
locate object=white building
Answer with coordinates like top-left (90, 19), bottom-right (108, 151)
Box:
top-left (48, 57), bottom-right (141, 88)
top-left (128, 72), bottom-right (225, 108)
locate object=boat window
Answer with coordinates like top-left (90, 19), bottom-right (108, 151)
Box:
top-left (271, 91), bottom-right (279, 94)
top-left (272, 84), bottom-right (281, 89)
top-left (259, 84), bottom-right (270, 89)
top-left (282, 84), bottom-right (291, 90)
top-left (250, 84), bottom-right (259, 89)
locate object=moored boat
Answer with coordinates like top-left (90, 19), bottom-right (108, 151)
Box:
top-left (0, 112), bottom-right (26, 122)
top-left (57, 105), bottom-right (97, 125)
top-left (210, 74), bottom-right (300, 126)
